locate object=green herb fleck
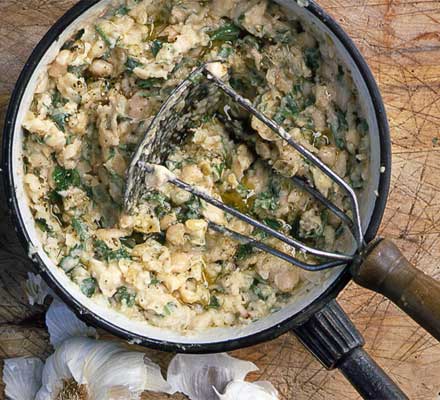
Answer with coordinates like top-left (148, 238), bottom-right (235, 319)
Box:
top-left (53, 165), bottom-right (81, 191)
top-left (95, 25), bottom-right (112, 47)
top-left (331, 107), bottom-right (348, 149)
top-left (94, 240), bottom-right (130, 261)
top-left (125, 57), bottom-right (143, 72)
top-left (72, 217), bottom-right (88, 241)
top-left (115, 5), bottom-right (129, 15)
top-left (114, 286), bottom-right (136, 307)
top-left (254, 190), bottom-right (278, 212)
top-left (50, 113), bottom-right (70, 132)
top-left (60, 255), bottom-right (79, 273)
top-left (304, 47), bottom-right (321, 74)
top-left (210, 22), bottom-right (242, 42)
top-left (208, 295), bottom-right (220, 309)
top-left (67, 64), bottom-right (87, 76)
top-left (273, 93), bottom-right (299, 124)
top-left (218, 46), bottom-right (233, 59)
top-left (163, 301), bottom-right (176, 316)
top-left (61, 29), bottom-right (85, 50)
top-left (136, 78), bottom-right (163, 89)
top-left (150, 277), bottom-right (160, 285)
top-left (150, 39), bottom-right (163, 57)
top-left (178, 195), bottom-right (202, 221)
top-left (80, 277), bottom-right (98, 297)
top-left (236, 244), bottom-right (253, 260)
top-left (52, 90), bottom-right (68, 108)
top-left (250, 279), bottom-right (270, 300)
top-left (213, 162), bottom-right (225, 180)
top-left (144, 191), bottom-right (171, 218)
top-left (35, 218), bottom-right (52, 233)
top-left (433, 137), bottom-right (439, 147)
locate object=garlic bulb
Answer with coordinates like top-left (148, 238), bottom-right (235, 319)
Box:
top-left (3, 357), bottom-right (44, 400)
top-left (214, 380), bottom-right (279, 399)
top-left (35, 337), bottom-right (172, 399)
top-left (167, 353), bottom-right (258, 400)
top-left (46, 299), bottom-right (97, 348)
top-left (24, 272), bottom-right (53, 305)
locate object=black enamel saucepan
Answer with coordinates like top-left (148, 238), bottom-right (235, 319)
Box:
top-left (3, 1), bottom-right (440, 399)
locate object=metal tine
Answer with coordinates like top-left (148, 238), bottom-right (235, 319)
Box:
top-left (161, 171), bottom-right (353, 262)
top-left (215, 113), bottom-right (355, 235)
top-left (202, 68), bottom-right (364, 247)
top-left (291, 176), bottom-right (354, 231)
top-left (208, 222), bottom-right (348, 271)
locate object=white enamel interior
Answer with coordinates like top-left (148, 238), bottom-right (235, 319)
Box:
top-left (10, 0), bottom-right (381, 348)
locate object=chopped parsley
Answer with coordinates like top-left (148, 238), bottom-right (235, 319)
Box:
top-left (52, 165), bottom-right (81, 192)
top-left (51, 90), bottom-right (68, 108)
top-left (210, 22), bottom-right (242, 42)
top-left (136, 78), bottom-right (163, 89)
top-left (94, 240), bottom-right (130, 261)
top-left (273, 93), bottom-right (299, 124)
top-left (163, 301), bottom-right (176, 316)
top-left (49, 112), bottom-right (70, 132)
top-left (235, 244), bottom-right (253, 260)
top-left (143, 191), bottom-right (171, 218)
top-left (208, 295), bottom-right (220, 309)
top-left (80, 277), bottom-right (98, 298)
top-left (72, 217), bottom-right (88, 241)
top-left (331, 107), bottom-right (349, 149)
top-left (61, 29), bottom-right (85, 50)
top-left (254, 190), bottom-right (278, 212)
top-left (125, 57), bottom-right (143, 72)
top-left (113, 286), bottom-right (136, 307)
top-left (150, 39), bottom-right (163, 57)
top-left (35, 218), bottom-right (52, 233)
top-left (95, 25), bottom-right (112, 47)
top-left (304, 47), bottom-right (321, 74)
top-left (114, 5), bottom-right (129, 15)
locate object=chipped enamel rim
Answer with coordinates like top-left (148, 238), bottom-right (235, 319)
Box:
top-left (2, 0), bottom-right (391, 353)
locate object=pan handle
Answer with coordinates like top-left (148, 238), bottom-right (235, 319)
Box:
top-left (293, 300), bottom-right (408, 399)
top-left (352, 238), bottom-right (440, 341)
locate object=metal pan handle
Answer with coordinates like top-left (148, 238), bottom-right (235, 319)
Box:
top-left (293, 300), bottom-right (408, 399)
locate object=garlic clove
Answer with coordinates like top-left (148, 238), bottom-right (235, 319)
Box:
top-left (214, 380), bottom-right (279, 399)
top-left (3, 357), bottom-right (44, 400)
top-left (36, 337), bottom-right (171, 399)
top-left (36, 337), bottom-right (96, 400)
top-left (46, 299), bottom-right (97, 349)
top-left (88, 351), bottom-right (173, 399)
top-left (167, 353), bottom-right (258, 400)
top-left (24, 272), bottom-right (54, 305)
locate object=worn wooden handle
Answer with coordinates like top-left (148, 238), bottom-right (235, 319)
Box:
top-left (352, 239), bottom-right (440, 341)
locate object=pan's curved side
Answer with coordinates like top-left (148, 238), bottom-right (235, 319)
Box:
top-left (2, 0), bottom-right (391, 353)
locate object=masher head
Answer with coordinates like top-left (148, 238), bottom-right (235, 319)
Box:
top-left (124, 62), bottom-right (364, 271)
top-left (124, 64), bottom-right (223, 213)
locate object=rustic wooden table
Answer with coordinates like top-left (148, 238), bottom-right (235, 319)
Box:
top-left (1, 1), bottom-right (440, 399)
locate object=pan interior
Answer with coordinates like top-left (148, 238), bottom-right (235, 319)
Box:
top-left (10, 0), bottom-right (381, 347)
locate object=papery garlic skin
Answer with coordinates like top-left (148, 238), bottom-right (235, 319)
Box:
top-left (46, 299), bottom-right (97, 348)
top-left (3, 357), bottom-right (44, 400)
top-left (35, 337), bottom-right (171, 400)
top-left (214, 380), bottom-right (279, 399)
top-left (36, 337), bottom-right (96, 400)
top-left (88, 352), bottom-right (173, 399)
top-left (167, 353), bottom-right (258, 400)
top-left (25, 272), bottom-right (53, 305)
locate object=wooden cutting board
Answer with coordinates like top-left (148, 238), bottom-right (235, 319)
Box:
top-left (0, 1), bottom-right (439, 399)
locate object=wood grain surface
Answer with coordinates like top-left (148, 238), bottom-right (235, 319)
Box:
top-left (1, 1), bottom-right (440, 399)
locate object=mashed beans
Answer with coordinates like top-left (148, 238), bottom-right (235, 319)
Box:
top-left (22, 0), bottom-right (369, 332)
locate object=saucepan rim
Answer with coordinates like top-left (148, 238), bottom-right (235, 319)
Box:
top-left (2, 0), bottom-right (391, 353)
